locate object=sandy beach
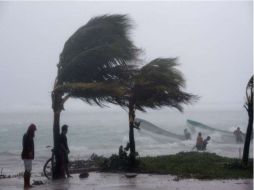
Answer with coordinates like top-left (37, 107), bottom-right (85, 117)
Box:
top-left (0, 172), bottom-right (252, 190)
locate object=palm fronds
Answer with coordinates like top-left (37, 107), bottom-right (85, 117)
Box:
top-left (57, 14), bottom-right (140, 84)
top-left (129, 58), bottom-right (198, 112)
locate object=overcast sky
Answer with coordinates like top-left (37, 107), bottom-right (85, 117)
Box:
top-left (0, 1), bottom-right (252, 112)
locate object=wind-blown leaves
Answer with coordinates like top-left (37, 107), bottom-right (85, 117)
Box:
top-left (53, 14), bottom-right (196, 111)
top-left (53, 14), bottom-right (140, 107)
top-left (57, 14), bottom-right (139, 84)
top-left (128, 58), bottom-right (198, 112)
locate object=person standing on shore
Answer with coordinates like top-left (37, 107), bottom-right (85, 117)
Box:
top-left (233, 127), bottom-right (245, 143)
top-left (195, 132), bottom-right (203, 150)
top-left (59, 124), bottom-right (72, 178)
top-left (202, 136), bottom-right (211, 150)
top-left (21, 124), bottom-right (37, 189)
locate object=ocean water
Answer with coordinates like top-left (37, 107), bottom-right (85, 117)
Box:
top-left (0, 108), bottom-right (252, 175)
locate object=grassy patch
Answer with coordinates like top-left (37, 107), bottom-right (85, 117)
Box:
top-left (78, 152), bottom-right (253, 179)
top-left (138, 152), bottom-right (253, 179)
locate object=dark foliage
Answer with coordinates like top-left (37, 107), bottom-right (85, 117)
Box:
top-left (54, 14), bottom-right (140, 106)
top-left (100, 154), bottom-right (140, 171)
top-left (57, 14), bottom-right (139, 84)
top-left (130, 58), bottom-right (198, 112)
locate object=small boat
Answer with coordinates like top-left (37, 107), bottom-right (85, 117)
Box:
top-left (187, 119), bottom-right (233, 135)
top-left (135, 118), bottom-right (185, 140)
top-left (125, 173), bottom-right (137, 178)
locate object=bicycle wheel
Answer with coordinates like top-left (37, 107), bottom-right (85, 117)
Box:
top-left (43, 158), bottom-right (52, 179)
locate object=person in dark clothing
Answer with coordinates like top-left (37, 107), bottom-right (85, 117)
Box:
top-left (59, 124), bottom-right (71, 178)
top-left (195, 132), bottom-right (203, 150)
top-left (233, 127), bottom-right (245, 143)
top-left (21, 124), bottom-right (37, 189)
top-left (202, 136), bottom-right (211, 150)
top-left (133, 121), bottom-right (141, 130)
top-left (124, 142), bottom-right (130, 152)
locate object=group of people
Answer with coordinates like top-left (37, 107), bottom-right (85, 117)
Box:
top-left (195, 132), bottom-right (211, 151)
top-left (119, 142), bottom-right (130, 159)
top-left (184, 128), bottom-right (211, 151)
top-left (21, 124), bottom-right (71, 188)
top-left (186, 126), bottom-right (245, 151)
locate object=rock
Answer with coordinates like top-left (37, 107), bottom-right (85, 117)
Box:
top-left (125, 173), bottom-right (137, 178)
top-left (32, 180), bottom-right (44, 185)
top-left (79, 172), bottom-right (89, 178)
top-left (173, 176), bottom-right (180, 181)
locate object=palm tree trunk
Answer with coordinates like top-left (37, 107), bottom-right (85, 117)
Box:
top-left (128, 103), bottom-right (136, 167)
top-left (242, 95), bottom-right (253, 166)
top-left (52, 110), bottom-right (62, 179)
top-left (53, 111), bottom-right (60, 150)
top-left (52, 92), bottom-right (65, 179)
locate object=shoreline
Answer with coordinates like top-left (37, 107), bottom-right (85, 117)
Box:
top-left (0, 172), bottom-right (252, 190)
top-left (1, 152), bottom-right (253, 180)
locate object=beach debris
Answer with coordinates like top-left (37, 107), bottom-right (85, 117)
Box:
top-left (79, 172), bottom-right (89, 178)
top-left (125, 173), bottom-right (137, 178)
top-left (32, 180), bottom-right (44, 185)
top-left (173, 176), bottom-right (180, 181)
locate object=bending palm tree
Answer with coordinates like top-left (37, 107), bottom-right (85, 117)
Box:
top-left (51, 14), bottom-right (140, 179)
top-left (122, 58), bottom-right (198, 166)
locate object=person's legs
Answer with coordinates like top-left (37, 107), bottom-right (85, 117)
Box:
top-left (65, 156), bottom-right (72, 178)
top-left (196, 144), bottom-right (202, 150)
top-left (65, 163), bottom-right (71, 177)
top-left (24, 170), bottom-right (29, 188)
top-left (59, 154), bottom-right (67, 178)
top-left (23, 159), bottom-right (32, 188)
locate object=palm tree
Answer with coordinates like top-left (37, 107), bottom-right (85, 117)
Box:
top-left (51, 14), bottom-right (140, 178)
top-left (242, 76), bottom-right (253, 166)
top-left (122, 58), bottom-right (198, 166)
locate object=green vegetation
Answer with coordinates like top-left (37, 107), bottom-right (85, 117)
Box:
top-left (100, 152), bottom-right (253, 179)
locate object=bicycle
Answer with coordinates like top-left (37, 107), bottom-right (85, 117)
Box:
top-left (43, 146), bottom-right (56, 179)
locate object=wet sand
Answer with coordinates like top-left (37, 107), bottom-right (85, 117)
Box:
top-left (0, 172), bottom-right (252, 190)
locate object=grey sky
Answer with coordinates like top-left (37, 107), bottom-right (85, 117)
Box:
top-left (0, 1), bottom-right (252, 112)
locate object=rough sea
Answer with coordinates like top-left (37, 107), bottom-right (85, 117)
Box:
top-left (0, 108), bottom-right (252, 175)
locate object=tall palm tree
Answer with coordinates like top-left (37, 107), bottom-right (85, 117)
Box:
top-left (51, 14), bottom-right (140, 178)
top-left (121, 58), bottom-right (198, 166)
top-left (242, 76), bottom-right (253, 166)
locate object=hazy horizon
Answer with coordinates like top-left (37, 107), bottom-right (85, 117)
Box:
top-left (0, 1), bottom-right (252, 113)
